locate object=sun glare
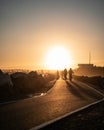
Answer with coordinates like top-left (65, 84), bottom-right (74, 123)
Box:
top-left (45, 46), bottom-right (72, 70)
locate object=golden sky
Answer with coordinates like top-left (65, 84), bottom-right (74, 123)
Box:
top-left (0, 0), bottom-right (104, 69)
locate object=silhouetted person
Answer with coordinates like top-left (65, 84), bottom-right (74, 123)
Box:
top-left (63, 68), bottom-right (67, 80)
top-left (69, 68), bottom-right (73, 81)
top-left (56, 70), bottom-right (59, 80)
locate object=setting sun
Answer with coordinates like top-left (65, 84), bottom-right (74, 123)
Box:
top-left (45, 46), bottom-right (72, 70)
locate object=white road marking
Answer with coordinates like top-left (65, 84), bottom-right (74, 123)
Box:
top-left (29, 80), bottom-right (104, 130)
top-left (74, 80), bottom-right (104, 97)
top-left (29, 98), bottom-right (104, 130)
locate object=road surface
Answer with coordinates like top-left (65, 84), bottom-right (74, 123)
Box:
top-left (0, 79), bottom-right (104, 130)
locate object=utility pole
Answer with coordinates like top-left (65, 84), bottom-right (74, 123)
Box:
top-left (89, 51), bottom-right (91, 64)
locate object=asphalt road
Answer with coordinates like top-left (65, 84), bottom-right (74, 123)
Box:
top-left (0, 79), bottom-right (104, 130)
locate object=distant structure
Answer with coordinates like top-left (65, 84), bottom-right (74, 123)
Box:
top-left (75, 64), bottom-right (104, 77)
top-left (78, 64), bottom-right (93, 68)
top-left (74, 53), bottom-right (104, 77)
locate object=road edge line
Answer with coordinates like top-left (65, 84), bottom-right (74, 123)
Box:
top-left (75, 80), bottom-right (104, 97)
top-left (29, 98), bottom-right (104, 130)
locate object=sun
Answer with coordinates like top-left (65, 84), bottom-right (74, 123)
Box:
top-left (45, 46), bottom-right (73, 70)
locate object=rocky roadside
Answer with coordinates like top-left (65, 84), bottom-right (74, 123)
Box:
top-left (40, 100), bottom-right (104, 130)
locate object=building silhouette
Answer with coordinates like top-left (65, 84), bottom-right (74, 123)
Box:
top-left (74, 64), bottom-right (104, 77)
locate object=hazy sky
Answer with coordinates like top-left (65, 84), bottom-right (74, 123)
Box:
top-left (0, 0), bottom-right (104, 69)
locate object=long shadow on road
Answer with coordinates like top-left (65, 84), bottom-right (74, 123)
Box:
top-left (65, 80), bottom-right (86, 100)
top-left (66, 80), bottom-right (103, 100)
top-left (72, 81), bottom-right (103, 99)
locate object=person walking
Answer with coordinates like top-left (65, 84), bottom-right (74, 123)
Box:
top-left (56, 70), bottom-right (60, 79)
top-left (69, 68), bottom-right (73, 81)
top-left (63, 68), bottom-right (67, 80)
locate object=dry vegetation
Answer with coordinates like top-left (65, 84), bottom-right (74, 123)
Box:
top-left (0, 70), bottom-right (57, 102)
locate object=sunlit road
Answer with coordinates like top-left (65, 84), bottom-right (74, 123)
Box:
top-left (0, 79), bottom-right (104, 130)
